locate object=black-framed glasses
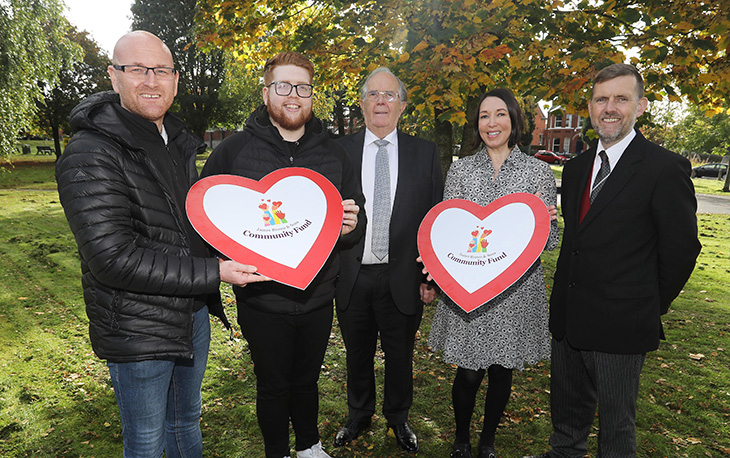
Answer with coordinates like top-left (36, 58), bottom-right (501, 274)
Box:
top-left (267, 81), bottom-right (314, 98)
top-left (364, 90), bottom-right (399, 102)
top-left (113, 65), bottom-right (178, 80)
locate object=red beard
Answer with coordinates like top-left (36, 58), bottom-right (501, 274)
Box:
top-left (267, 102), bottom-right (313, 131)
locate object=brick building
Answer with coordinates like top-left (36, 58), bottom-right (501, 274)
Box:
top-left (544, 106), bottom-right (588, 155)
top-left (530, 105), bottom-right (548, 151)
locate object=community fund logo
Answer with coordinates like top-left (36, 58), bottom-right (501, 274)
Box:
top-left (259, 199), bottom-right (288, 226)
top-left (242, 198), bottom-right (311, 240)
top-left (447, 225), bottom-right (507, 266)
top-left (468, 227), bottom-right (492, 252)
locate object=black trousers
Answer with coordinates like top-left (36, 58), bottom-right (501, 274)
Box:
top-left (238, 304), bottom-right (333, 458)
top-left (548, 337), bottom-right (646, 458)
top-left (337, 264), bottom-right (423, 424)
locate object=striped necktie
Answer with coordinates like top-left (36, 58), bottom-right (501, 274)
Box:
top-left (590, 150), bottom-right (610, 203)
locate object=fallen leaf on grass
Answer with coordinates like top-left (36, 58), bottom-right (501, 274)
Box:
top-left (689, 353), bottom-right (705, 361)
top-left (704, 297), bottom-right (716, 302)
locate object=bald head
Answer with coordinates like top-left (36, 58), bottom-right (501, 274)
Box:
top-left (112, 31), bottom-right (173, 66)
top-left (108, 30), bottom-right (179, 131)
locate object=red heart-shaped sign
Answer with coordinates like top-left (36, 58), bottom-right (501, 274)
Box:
top-left (417, 193), bottom-right (550, 313)
top-left (186, 168), bottom-right (343, 290)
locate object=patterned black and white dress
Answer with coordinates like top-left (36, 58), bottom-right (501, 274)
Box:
top-left (428, 146), bottom-right (560, 371)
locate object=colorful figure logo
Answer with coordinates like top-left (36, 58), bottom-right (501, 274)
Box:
top-left (468, 227), bottom-right (492, 253)
top-left (259, 199), bottom-right (288, 226)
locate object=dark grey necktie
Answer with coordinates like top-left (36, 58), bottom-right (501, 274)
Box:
top-left (371, 139), bottom-right (390, 260)
top-left (590, 150), bottom-right (610, 203)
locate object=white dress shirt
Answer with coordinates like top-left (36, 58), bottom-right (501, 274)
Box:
top-left (590, 129), bottom-right (636, 189)
top-left (361, 128), bottom-right (399, 265)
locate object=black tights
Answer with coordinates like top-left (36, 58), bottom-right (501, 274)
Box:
top-left (452, 364), bottom-right (513, 447)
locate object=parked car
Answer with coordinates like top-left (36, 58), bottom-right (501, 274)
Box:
top-left (691, 163), bottom-right (728, 178)
top-left (534, 150), bottom-right (567, 165)
top-left (556, 151), bottom-right (576, 159)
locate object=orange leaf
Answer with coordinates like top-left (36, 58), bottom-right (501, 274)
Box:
top-left (413, 40), bottom-right (429, 52)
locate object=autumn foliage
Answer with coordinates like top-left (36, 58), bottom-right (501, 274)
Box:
top-left (195, 0), bottom-right (729, 154)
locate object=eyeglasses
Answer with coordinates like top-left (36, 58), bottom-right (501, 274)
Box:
top-left (113, 65), bottom-right (178, 80)
top-left (364, 90), bottom-right (400, 102)
top-left (267, 81), bottom-right (314, 98)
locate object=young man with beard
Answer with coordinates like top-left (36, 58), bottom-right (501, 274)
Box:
top-left (201, 52), bottom-right (365, 458)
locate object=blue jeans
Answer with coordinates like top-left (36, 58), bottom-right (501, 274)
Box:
top-left (108, 306), bottom-right (211, 458)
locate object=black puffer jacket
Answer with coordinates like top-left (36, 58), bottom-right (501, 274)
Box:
top-left (56, 91), bottom-right (227, 363)
top-left (201, 104), bottom-right (366, 314)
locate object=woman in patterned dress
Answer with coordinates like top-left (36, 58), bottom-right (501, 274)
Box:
top-left (427, 88), bottom-right (559, 458)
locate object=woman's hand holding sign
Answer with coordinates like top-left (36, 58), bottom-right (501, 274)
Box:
top-left (535, 191), bottom-right (558, 221)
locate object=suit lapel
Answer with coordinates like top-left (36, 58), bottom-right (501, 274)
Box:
top-left (392, 131), bottom-right (411, 219)
top-left (349, 130), bottom-right (366, 178)
top-left (569, 151), bottom-right (594, 230)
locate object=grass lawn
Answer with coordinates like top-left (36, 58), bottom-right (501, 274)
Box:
top-left (692, 177), bottom-right (730, 196)
top-left (0, 158), bottom-right (728, 457)
top-left (550, 164), bottom-right (563, 180)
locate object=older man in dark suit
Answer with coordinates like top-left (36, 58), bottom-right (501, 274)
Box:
top-left (525, 63), bottom-right (701, 458)
top-left (333, 67), bottom-right (443, 453)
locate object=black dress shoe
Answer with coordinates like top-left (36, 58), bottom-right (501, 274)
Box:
top-left (333, 418), bottom-right (371, 447)
top-left (387, 422), bottom-right (418, 453)
top-left (477, 444), bottom-right (497, 458)
top-left (450, 442), bottom-right (473, 458)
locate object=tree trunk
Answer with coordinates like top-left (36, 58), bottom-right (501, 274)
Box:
top-left (334, 97), bottom-right (346, 137)
top-left (53, 128), bottom-right (62, 158)
top-left (433, 108), bottom-right (454, 178)
top-left (459, 95), bottom-right (482, 157)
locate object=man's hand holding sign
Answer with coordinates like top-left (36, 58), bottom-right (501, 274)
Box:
top-left (186, 167), bottom-right (351, 290)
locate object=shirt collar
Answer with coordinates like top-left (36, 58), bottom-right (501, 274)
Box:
top-left (364, 128), bottom-right (398, 148)
top-left (160, 124), bottom-right (169, 145)
top-left (597, 129), bottom-right (636, 165)
top-left (476, 145), bottom-right (524, 166)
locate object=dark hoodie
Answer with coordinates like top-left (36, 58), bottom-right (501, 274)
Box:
top-left (201, 104), bottom-right (366, 315)
top-left (56, 91), bottom-right (228, 363)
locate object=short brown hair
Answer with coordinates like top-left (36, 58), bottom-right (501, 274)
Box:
top-left (263, 52), bottom-right (314, 85)
top-left (592, 63), bottom-right (644, 99)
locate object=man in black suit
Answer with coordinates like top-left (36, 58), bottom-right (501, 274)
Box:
top-left (333, 67), bottom-right (443, 453)
top-left (525, 63), bottom-right (701, 458)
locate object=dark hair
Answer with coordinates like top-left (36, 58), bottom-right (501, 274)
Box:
top-left (472, 88), bottom-right (524, 150)
top-left (263, 51), bottom-right (314, 85)
top-left (592, 63), bottom-right (644, 99)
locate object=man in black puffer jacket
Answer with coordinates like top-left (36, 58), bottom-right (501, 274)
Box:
top-left (56, 31), bottom-right (266, 458)
top-left (201, 52), bottom-right (365, 458)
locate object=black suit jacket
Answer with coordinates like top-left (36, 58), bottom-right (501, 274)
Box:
top-left (550, 130), bottom-right (701, 354)
top-left (335, 130), bottom-right (443, 315)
